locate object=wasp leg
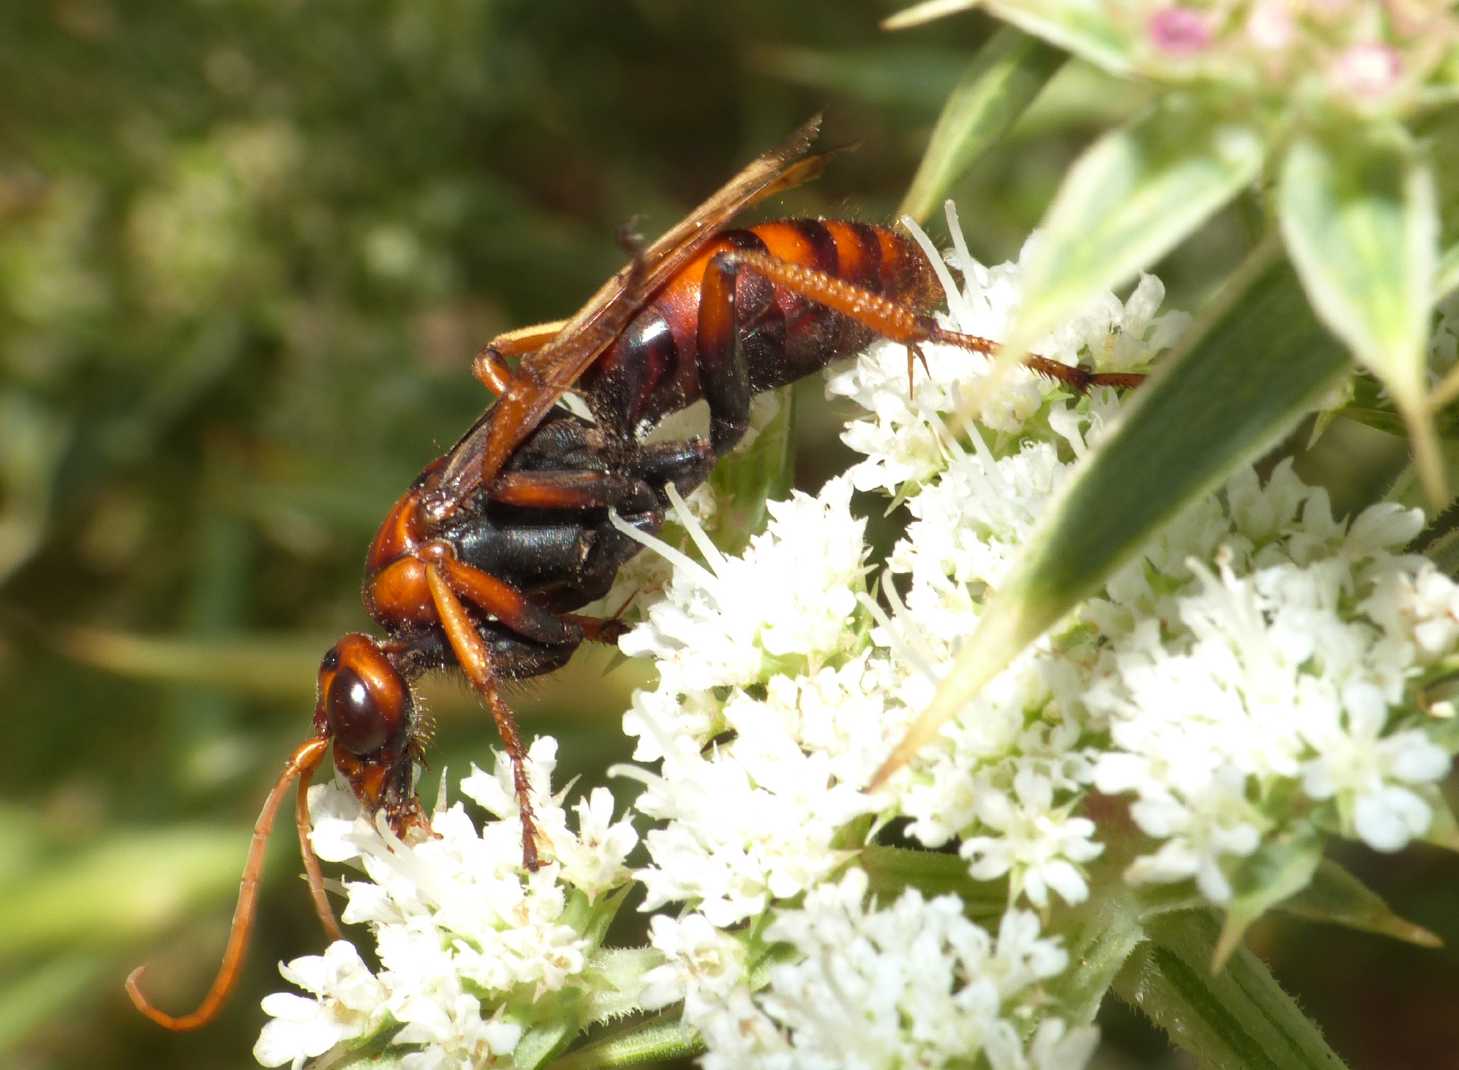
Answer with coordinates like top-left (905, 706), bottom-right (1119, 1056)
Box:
top-left (631, 439), bottom-right (717, 500)
top-left (471, 321), bottom-right (569, 395)
top-left (560, 612), bottom-right (632, 645)
top-left (488, 469), bottom-right (648, 510)
top-left (424, 544), bottom-right (582, 647)
top-left (697, 251), bottom-right (759, 456)
top-left (423, 565), bottom-right (544, 871)
top-left (481, 468), bottom-right (669, 610)
top-left (473, 347), bottom-right (516, 396)
top-left (709, 248), bottom-right (1146, 394)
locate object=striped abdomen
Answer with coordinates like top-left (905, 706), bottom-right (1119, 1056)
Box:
top-left (580, 218), bottom-right (938, 437)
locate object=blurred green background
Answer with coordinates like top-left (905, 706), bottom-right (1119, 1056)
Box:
top-left (1, 2), bottom-right (1456, 1068)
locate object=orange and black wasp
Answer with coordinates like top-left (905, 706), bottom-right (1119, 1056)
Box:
top-left (128, 115), bottom-right (1141, 1031)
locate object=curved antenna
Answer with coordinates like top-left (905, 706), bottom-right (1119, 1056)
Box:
top-left (296, 745), bottom-right (343, 942)
top-left (127, 735), bottom-right (332, 1031)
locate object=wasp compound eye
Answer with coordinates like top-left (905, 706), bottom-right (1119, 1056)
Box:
top-left (317, 633), bottom-right (410, 758)
top-left (326, 666), bottom-right (389, 755)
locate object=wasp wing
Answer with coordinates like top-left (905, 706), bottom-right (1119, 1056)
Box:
top-left (424, 115), bottom-right (830, 519)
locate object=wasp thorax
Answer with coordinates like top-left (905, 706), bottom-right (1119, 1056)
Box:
top-left (315, 633), bottom-right (411, 758)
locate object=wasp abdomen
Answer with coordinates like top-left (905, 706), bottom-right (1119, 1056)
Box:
top-left (583, 219), bottom-right (936, 438)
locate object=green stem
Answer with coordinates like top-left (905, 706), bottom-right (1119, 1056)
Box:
top-left (1114, 910), bottom-right (1349, 1070)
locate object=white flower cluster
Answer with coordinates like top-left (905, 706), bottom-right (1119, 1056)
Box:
top-left (256, 203), bottom-right (1459, 1070)
top-left (642, 868), bottom-right (1095, 1070)
top-left (614, 478), bottom-right (894, 927)
top-left (607, 210), bottom-right (1459, 1064)
top-left (1086, 463), bottom-right (1454, 899)
top-left (598, 223), bottom-right (1180, 1067)
top-left (255, 738), bottom-right (637, 1069)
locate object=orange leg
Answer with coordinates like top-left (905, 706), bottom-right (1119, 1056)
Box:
top-left (561, 611), bottom-right (631, 645)
top-left (471, 321), bottom-right (567, 395)
top-left (716, 248), bottom-right (1146, 393)
top-left (127, 736), bottom-right (332, 1031)
top-left (488, 469), bottom-right (644, 511)
top-left (424, 564), bottom-right (543, 870)
top-left (423, 542), bottom-right (579, 647)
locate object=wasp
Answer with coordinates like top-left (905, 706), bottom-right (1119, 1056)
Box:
top-left (127, 116), bottom-right (1142, 1031)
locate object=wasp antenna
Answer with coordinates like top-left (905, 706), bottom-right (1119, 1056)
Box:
top-left (127, 736), bottom-right (331, 1031)
top-left (296, 744), bottom-right (344, 943)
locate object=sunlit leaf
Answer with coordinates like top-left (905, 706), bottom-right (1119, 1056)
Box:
top-left (885, 0), bottom-right (1135, 75)
top-left (1277, 858), bottom-right (1440, 948)
top-left (0, 829), bottom-right (246, 955)
top-left (1437, 239), bottom-right (1459, 300)
top-left (1213, 831), bottom-right (1322, 970)
top-left (1279, 125), bottom-right (1441, 501)
top-left (707, 389), bottom-right (795, 553)
top-left (1117, 911), bottom-right (1351, 1070)
top-left (876, 249), bottom-right (1352, 781)
top-left (541, 1014), bottom-right (701, 1070)
top-left (1001, 98), bottom-right (1264, 361)
top-left (899, 28), bottom-right (1064, 223)
top-left (882, 0), bottom-right (980, 31)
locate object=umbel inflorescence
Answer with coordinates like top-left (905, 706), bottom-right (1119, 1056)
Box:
top-left (256, 207), bottom-right (1459, 1070)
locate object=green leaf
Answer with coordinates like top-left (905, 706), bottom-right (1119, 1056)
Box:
top-left (1116, 911), bottom-right (1350, 1070)
top-left (1414, 785), bottom-right (1459, 852)
top-left (749, 44), bottom-right (971, 112)
top-left (885, 0), bottom-right (1135, 76)
top-left (543, 1013), bottom-right (701, 1070)
top-left (1437, 238), bottom-right (1459, 300)
top-left (0, 955), bottom-right (101, 1052)
top-left (1058, 880), bottom-right (1146, 1024)
top-left (516, 1017), bottom-right (578, 1070)
top-left (1001, 96), bottom-right (1265, 360)
top-left (1277, 858), bottom-right (1440, 948)
top-left (899, 28), bottom-right (1065, 223)
top-left (1279, 125), bottom-right (1441, 502)
top-left (876, 248), bottom-right (1352, 781)
top-left (0, 827), bottom-right (246, 956)
top-left (1213, 830), bottom-right (1322, 971)
top-left (707, 388), bottom-right (795, 554)
top-left (583, 948), bottom-right (662, 1025)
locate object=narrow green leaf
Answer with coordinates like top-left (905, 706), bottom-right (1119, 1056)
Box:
top-left (1437, 238), bottom-right (1459, 300)
top-left (750, 45), bottom-right (970, 112)
top-left (1058, 880), bottom-right (1146, 1024)
top-left (1001, 97), bottom-right (1264, 359)
top-left (544, 1013), bottom-right (701, 1070)
top-left (1279, 126), bottom-right (1442, 501)
top-left (0, 955), bottom-right (100, 1051)
top-left (1213, 831), bottom-right (1322, 970)
top-left (516, 1018), bottom-right (578, 1070)
top-left (977, 0), bottom-right (1135, 75)
top-left (1277, 858), bottom-right (1440, 948)
top-left (707, 389), bottom-right (795, 554)
top-left (0, 827), bottom-right (246, 956)
top-left (859, 844), bottom-right (1000, 907)
top-left (882, 0), bottom-right (979, 32)
top-left (1414, 786), bottom-right (1459, 852)
top-left (1116, 911), bottom-right (1350, 1070)
top-left (877, 248), bottom-right (1351, 781)
top-left (899, 28), bottom-right (1065, 223)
